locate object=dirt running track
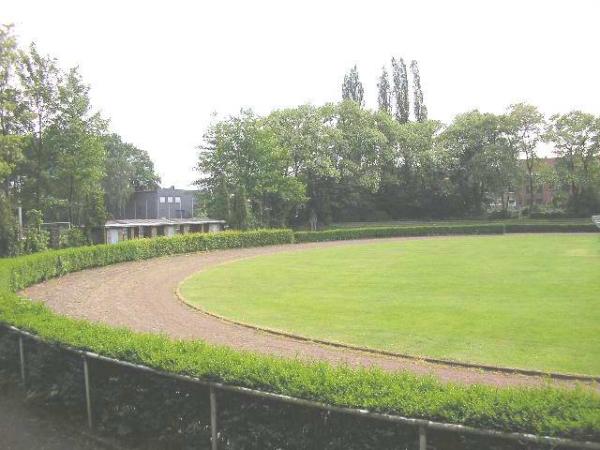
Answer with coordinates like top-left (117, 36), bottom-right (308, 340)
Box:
top-left (22, 237), bottom-right (596, 389)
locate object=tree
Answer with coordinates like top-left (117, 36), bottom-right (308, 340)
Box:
top-left (376, 66), bottom-right (392, 114)
top-left (410, 60), bottom-right (428, 122)
top-left (391, 57), bottom-right (409, 123)
top-left (17, 42), bottom-right (62, 213)
top-left (341, 65), bottom-right (364, 107)
top-left (544, 111), bottom-right (600, 214)
top-left (441, 111), bottom-right (516, 214)
top-left (0, 24), bottom-right (26, 255)
top-left (197, 110), bottom-right (306, 229)
top-left (45, 67), bottom-right (106, 226)
top-left (103, 133), bottom-right (160, 218)
top-left (265, 104), bottom-right (339, 226)
top-left (504, 103), bottom-right (544, 211)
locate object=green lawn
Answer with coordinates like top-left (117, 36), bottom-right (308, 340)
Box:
top-left (180, 234), bottom-right (600, 375)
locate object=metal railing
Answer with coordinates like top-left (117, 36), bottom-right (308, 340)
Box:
top-left (4, 324), bottom-right (600, 450)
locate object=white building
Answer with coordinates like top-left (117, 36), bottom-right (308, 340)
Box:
top-left (104, 218), bottom-right (226, 244)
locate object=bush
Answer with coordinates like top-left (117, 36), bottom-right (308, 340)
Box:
top-left (23, 209), bottom-right (49, 254)
top-left (59, 227), bottom-right (89, 248)
top-left (2, 229), bottom-right (293, 291)
top-left (294, 224), bottom-right (506, 243)
top-left (528, 208), bottom-right (569, 219)
top-left (505, 223), bottom-right (598, 233)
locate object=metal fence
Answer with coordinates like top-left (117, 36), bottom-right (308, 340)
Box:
top-left (4, 324), bottom-right (600, 450)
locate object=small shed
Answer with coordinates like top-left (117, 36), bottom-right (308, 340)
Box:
top-left (104, 218), bottom-right (226, 244)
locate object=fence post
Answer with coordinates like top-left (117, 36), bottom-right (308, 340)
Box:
top-left (18, 335), bottom-right (26, 386)
top-left (83, 356), bottom-right (93, 429)
top-left (210, 385), bottom-right (218, 450)
top-left (419, 425), bottom-right (427, 450)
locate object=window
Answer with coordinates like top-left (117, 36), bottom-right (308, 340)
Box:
top-left (168, 197), bottom-right (174, 203)
top-left (175, 197), bottom-right (181, 203)
top-left (159, 197), bottom-right (166, 203)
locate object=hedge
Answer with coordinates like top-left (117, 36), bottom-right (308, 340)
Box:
top-left (1, 228), bottom-right (294, 291)
top-left (0, 227), bottom-right (599, 445)
top-left (294, 223), bottom-right (598, 243)
top-left (294, 224), bottom-right (506, 243)
top-left (504, 223), bottom-right (598, 233)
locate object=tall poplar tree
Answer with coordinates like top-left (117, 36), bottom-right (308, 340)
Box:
top-left (410, 60), bottom-right (428, 122)
top-left (341, 65), bottom-right (364, 107)
top-left (391, 57), bottom-right (409, 123)
top-left (376, 66), bottom-right (391, 114)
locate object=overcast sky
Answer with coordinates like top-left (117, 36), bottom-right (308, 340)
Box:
top-left (4, 0), bottom-right (600, 188)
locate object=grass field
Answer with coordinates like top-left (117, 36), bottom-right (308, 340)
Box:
top-left (180, 234), bottom-right (600, 375)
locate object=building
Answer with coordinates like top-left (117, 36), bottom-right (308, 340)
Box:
top-left (121, 187), bottom-right (198, 220)
top-left (104, 218), bottom-right (226, 244)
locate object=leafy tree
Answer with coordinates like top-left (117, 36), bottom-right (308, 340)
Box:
top-left (544, 111), bottom-right (600, 214)
top-left (103, 133), bottom-right (160, 219)
top-left (45, 67), bottom-right (106, 225)
top-left (341, 65), bottom-right (364, 107)
top-left (410, 60), bottom-right (428, 122)
top-left (0, 24), bottom-right (27, 255)
top-left (265, 104), bottom-right (338, 226)
top-left (197, 110), bottom-right (306, 228)
top-left (391, 57), bottom-right (409, 123)
top-left (376, 66), bottom-right (392, 115)
top-left (18, 42), bottom-right (62, 213)
top-left (504, 103), bottom-right (544, 211)
top-left (0, 24), bottom-right (26, 137)
top-left (441, 111), bottom-right (517, 214)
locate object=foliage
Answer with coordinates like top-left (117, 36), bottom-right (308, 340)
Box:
top-left (391, 57), bottom-right (409, 124)
top-left (341, 65), bottom-right (364, 107)
top-left (0, 25), bottom-right (160, 256)
top-left (410, 60), bottom-right (427, 122)
top-left (103, 133), bottom-right (160, 219)
top-left (197, 110), bottom-right (306, 229)
top-left (504, 103), bottom-right (545, 210)
top-left (23, 209), bottom-right (48, 254)
top-left (0, 281), bottom-right (598, 441)
top-left (294, 224), bottom-right (506, 242)
top-left (58, 227), bottom-right (88, 248)
top-left (0, 193), bottom-right (20, 256)
top-left (376, 66), bottom-right (392, 115)
top-left (441, 110), bottom-right (518, 215)
top-left (544, 111), bottom-right (600, 215)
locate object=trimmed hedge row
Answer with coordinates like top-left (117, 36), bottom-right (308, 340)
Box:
top-left (504, 223), bottom-right (598, 233)
top-left (1, 229), bottom-right (293, 291)
top-left (294, 222), bottom-right (598, 242)
top-left (1, 294), bottom-right (599, 442)
top-left (294, 224), bottom-right (506, 243)
top-left (0, 227), bottom-right (599, 443)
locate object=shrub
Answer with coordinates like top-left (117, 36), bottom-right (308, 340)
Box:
top-left (23, 209), bottom-right (49, 254)
top-left (528, 208), bottom-right (570, 219)
top-left (294, 224), bottom-right (506, 243)
top-left (58, 227), bottom-right (89, 248)
top-left (505, 223), bottom-right (598, 233)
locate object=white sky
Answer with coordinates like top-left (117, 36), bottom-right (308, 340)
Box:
top-left (4, 0), bottom-right (600, 188)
